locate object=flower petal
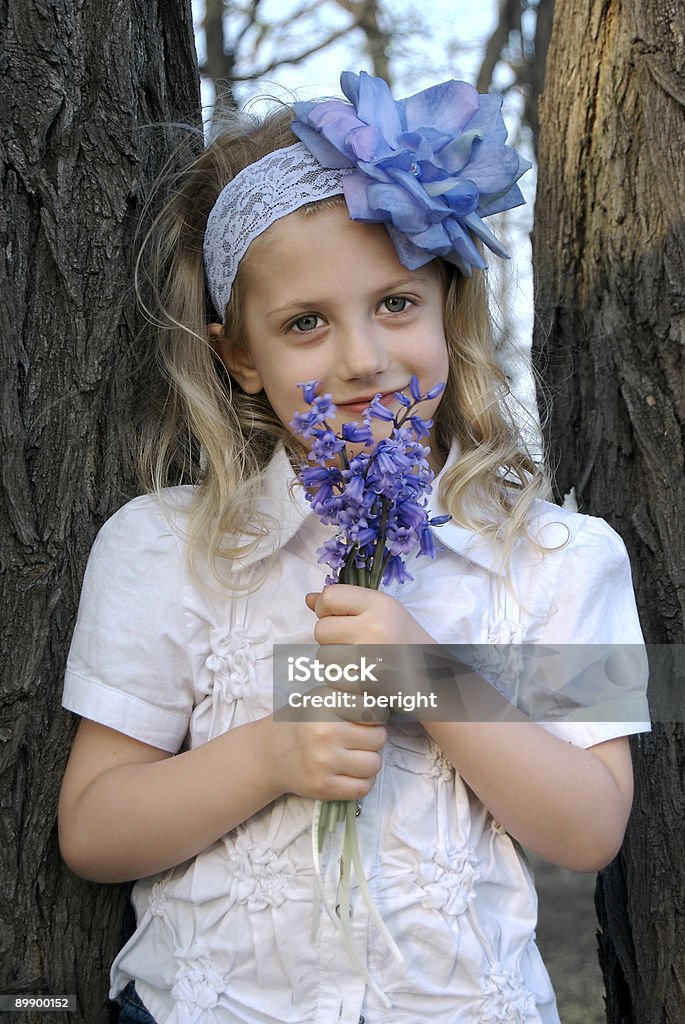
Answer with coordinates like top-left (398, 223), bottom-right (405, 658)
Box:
top-left (458, 139), bottom-right (522, 194)
top-left (345, 170), bottom-right (393, 220)
top-left (368, 181), bottom-right (433, 233)
top-left (354, 71), bottom-right (402, 145)
top-left (346, 123), bottom-right (393, 163)
top-left (478, 177), bottom-right (530, 217)
top-left (403, 80), bottom-right (480, 136)
top-left (460, 212), bottom-right (509, 259)
top-left (443, 218), bottom-right (489, 268)
top-left (339, 70), bottom-right (362, 106)
top-left (367, 395), bottom-right (395, 420)
top-left (385, 225), bottom-right (437, 270)
top-left (424, 381), bottom-right (446, 400)
top-left (428, 178), bottom-right (479, 216)
top-left (464, 93), bottom-right (509, 145)
top-left (438, 129), bottom-right (485, 174)
top-left (290, 118), bottom-right (355, 169)
top-left (308, 99), bottom-right (361, 133)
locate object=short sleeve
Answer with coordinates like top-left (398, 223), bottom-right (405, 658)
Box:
top-left (62, 496), bottom-right (195, 752)
top-left (528, 515), bottom-right (651, 748)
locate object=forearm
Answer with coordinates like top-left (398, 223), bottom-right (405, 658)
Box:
top-left (59, 716), bottom-right (281, 883)
top-left (424, 720), bottom-right (633, 871)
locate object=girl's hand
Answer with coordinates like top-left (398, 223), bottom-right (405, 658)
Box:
top-left (305, 585), bottom-right (435, 646)
top-left (267, 712), bottom-right (387, 803)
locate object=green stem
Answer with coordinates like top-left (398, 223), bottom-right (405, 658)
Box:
top-left (368, 500), bottom-right (389, 590)
top-left (344, 802), bottom-right (404, 964)
top-left (312, 800), bottom-right (340, 930)
top-left (339, 810), bottom-right (393, 1008)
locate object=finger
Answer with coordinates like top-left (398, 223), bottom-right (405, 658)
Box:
top-left (313, 583), bottom-right (374, 617)
top-left (336, 748), bottom-right (383, 780)
top-left (313, 643), bottom-right (364, 682)
top-left (305, 591), bottom-right (319, 612)
top-left (309, 650), bottom-right (389, 725)
top-left (332, 695), bottom-right (390, 726)
top-left (314, 614), bottom-right (358, 646)
top-left (345, 722), bottom-right (387, 748)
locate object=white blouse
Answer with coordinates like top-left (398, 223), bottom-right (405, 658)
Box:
top-left (63, 447), bottom-right (649, 1024)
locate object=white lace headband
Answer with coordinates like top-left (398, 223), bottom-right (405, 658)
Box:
top-left (203, 142), bottom-right (347, 320)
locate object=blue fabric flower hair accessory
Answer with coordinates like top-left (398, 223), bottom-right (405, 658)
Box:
top-left (291, 71), bottom-right (531, 277)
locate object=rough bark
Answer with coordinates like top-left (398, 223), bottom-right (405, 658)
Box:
top-left (533, 1), bottom-right (685, 1020)
top-left (0, 2), bottom-right (200, 1022)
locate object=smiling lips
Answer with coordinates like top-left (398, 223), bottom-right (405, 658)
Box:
top-left (335, 390), bottom-right (401, 413)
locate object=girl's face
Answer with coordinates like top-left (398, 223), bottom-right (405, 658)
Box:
top-left (216, 205), bottom-right (449, 466)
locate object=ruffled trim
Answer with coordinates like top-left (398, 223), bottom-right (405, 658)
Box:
top-left (414, 844), bottom-right (480, 916)
top-left (479, 964), bottom-right (539, 1023)
top-left (170, 940), bottom-right (226, 1020)
top-left (223, 832), bottom-right (297, 910)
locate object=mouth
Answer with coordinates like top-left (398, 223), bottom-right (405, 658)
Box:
top-left (335, 390), bottom-right (401, 414)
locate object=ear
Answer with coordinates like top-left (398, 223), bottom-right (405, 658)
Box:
top-left (208, 323), bottom-right (263, 394)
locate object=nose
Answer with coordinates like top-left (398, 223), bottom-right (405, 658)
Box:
top-left (338, 318), bottom-right (389, 381)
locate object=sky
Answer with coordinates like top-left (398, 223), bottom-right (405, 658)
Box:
top-left (194, 0), bottom-right (502, 107)
top-left (232, 0), bottom-right (499, 101)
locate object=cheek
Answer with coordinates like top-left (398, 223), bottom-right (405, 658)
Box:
top-left (415, 328), bottom-right (449, 377)
top-left (260, 369), bottom-right (314, 428)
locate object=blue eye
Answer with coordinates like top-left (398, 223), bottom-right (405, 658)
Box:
top-left (291, 314), bottom-right (322, 333)
top-left (383, 296), bottom-right (411, 313)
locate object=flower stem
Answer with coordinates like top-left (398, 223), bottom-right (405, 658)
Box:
top-left (343, 801), bottom-right (404, 965)
top-left (368, 500), bottom-right (389, 590)
top-left (339, 809), bottom-right (393, 1009)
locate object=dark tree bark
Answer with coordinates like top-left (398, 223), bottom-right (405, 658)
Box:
top-left (533, 1), bottom-right (685, 1021)
top-left (0, 2), bottom-right (200, 1022)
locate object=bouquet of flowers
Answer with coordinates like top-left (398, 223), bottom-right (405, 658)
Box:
top-left (291, 375), bottom-right (449, 1005)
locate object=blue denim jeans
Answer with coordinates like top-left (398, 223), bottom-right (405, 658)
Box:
top-left (117, 982), bottom-right (157, 1024)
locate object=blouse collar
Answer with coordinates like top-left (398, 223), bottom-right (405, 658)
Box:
top-left (234, 442), bottom-right (507, 575)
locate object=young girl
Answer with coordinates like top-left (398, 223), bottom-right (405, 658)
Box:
top-left (59, 71), bottom-right (649, 1024)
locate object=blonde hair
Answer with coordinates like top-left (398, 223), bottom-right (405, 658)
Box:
top-left (134, 105), bottom-right (550, 578)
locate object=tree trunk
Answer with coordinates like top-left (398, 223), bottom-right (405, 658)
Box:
top-left (533, 1), bottom-right (685, 1021)
top-left (357, 0), bottom-right (393, 85)
top-left (204, 0), bottom-right (238, 114)
top-left (0, 2), bottom-right (200, 1022)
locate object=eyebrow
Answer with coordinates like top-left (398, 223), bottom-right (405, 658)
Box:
top-left (264, 276), bottom-right (436, 319)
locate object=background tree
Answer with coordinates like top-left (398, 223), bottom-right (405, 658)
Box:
top-left (200, 0), bottom-right (396, 114)
top-left (533, 2), bottom-right (685, 1021)
top-left (477, 0), bottom-right (554, 156)
top-left (0, 2), bottom-right (200, 1021)
top-left (198, 0), bottom-right (554, 152)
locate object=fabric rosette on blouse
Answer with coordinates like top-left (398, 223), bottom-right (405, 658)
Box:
top-left (291, 71), bottom-right (531, 277)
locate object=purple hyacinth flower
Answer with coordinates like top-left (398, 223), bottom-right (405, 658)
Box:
top-left (382, 555), bottom-right (414, 586)
top-left (367, 395), bottom-right (395, 421)
top-left (408, 374), bottom-right (422, 402)
top-left (341, 421), bottom-right (374, 445)
top-left (291, 377), bottom-right (449, 589)
top-left (424, 381), bottom-right (446, 401)
top-left (310, 428), bottom-right (346, 462)
top-left (298, 380), bottom-right (320, 404)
